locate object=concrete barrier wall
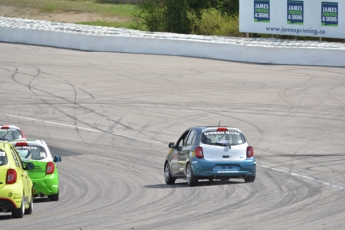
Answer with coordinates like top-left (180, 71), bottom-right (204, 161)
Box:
top-left (0, 17), bottom-right (344, 67)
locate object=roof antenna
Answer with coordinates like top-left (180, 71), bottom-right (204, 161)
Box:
top-left (218, 121), bottom-right (221, 127)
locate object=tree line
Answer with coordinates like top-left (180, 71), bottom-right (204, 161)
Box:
top-left (134, 0), bottom-right (240, 35)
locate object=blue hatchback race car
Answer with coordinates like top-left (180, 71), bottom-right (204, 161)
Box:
top-left (164, 126), bottom-right (256, 186)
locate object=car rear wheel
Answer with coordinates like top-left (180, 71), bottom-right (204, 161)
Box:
top-left (164, 163), bottom-right (176, 185)
top-left (244, 176), bottom-right (256, 183)
top-left (12, 195), bottom-right (25, 218)
top-left (186, 163), bottom-right (197, 186)
top-left (25, 193), bottom-right (33, 214)
top-left (48, 190), bottom-right (59, 201)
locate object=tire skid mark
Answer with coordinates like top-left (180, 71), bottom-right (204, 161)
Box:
top-left (57, 76), bottom-right (95, 150)
top-left (7, 72), bottom-right (151, 157)
top-left (8, 67), bottom-right (132, 132)
top-left (0, 66), bottom-right (20, 108)
top-left (80, 150), bottom-right (200, 217)
top-left (31, 155), bottom-right (135, 220)
top-left (46, 154), bottom-right (178, 226)
top-left (15, 66), bottom-right (96, 149)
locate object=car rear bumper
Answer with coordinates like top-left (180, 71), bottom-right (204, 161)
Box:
top-left (0, 186), bottom-right (23, 209)
top-left (32, 174), bottom-right (58, 196)
top-left (0, 198), bottom-right (17, 210)
top-left (191, 158), bottom-right (256, 177)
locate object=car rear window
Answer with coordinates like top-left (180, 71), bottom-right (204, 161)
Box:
top-left (0, 129), bottom-right (23, 140)
top-left (0, 150), bottom-right (8, 166)
top-left (201, 130), bottom-right (246, 146)
top-left (15, 145), bottom-right (48, 160)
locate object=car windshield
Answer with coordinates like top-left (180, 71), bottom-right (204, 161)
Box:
top-left (201, 130), bottom-right (246, 146)
top-left (15, 145), bottom-right (48, 160)
top-left (0, 129), bottom-right (22, 140)
top-left (0, 150), bottom-right (8, 166)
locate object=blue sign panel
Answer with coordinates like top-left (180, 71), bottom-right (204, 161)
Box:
top-left (254, 0), bottom-right (270, 23)
top-left (321, 2), bottom-right (338, 27)
top-left (287, 0), bottom-right (304, 25)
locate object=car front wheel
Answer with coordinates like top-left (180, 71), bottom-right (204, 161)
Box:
top-left (164, 163), bottom-right (176, 185)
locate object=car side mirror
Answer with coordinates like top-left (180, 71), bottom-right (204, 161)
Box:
top-left (168, 142), bottom-right (175, 148)
top-left (54, 156), bottom-right (62, 163)
top-left (25, 162), bottom-right (35, 170)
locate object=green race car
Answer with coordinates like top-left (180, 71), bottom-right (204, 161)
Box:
top-left (10, 140), bottom-right (61, 201)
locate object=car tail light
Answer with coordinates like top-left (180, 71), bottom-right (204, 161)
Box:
top-left (217, 127), bottom-right (228, 131)
top-left (247, 146), bottom-right (254, 158)
top-left (46, 162), bottom-right (55, 175)
top-left (1, 126), bottom-right (9, 129)
top-left (15, 142), bottom-right (28, 146)
top-left (6, 169), bottom-right (17, 184)
top-left (195, 147), bottom-right (204, 158)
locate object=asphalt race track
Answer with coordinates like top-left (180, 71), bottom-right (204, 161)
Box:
top-left (1, 42), bottom-right (344, 230)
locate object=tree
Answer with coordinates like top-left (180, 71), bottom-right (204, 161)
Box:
top-left (134, 0), bottom-right (165, 32)
top-left (216, 0), bottom-right (239, 15)
top-left (164, 0), bottom-right (191, 34)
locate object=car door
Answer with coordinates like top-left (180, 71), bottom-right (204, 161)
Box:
top-left (170, 129), bottom-right (190, 176)
top-left (177, 129), bottom-right (196, 176)
top-left (11, 147), bottom-right (30, 201)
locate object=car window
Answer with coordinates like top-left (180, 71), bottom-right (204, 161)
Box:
top-left (11, 129), bottom-right (23, 139)
top-left (0, 129), bottom-right (12, 140)
top-left (0, 150), bottom-right (8, 166)
top-left (11, 148), bottom-right (22, 168)
top-left (185, 130), bottom-right (196, 146)
top-left (201, 130), bottom-right (246, 146)
top-left (15, 145), bottom-right (48, 160)
top-left (176, 130), bottom-right (190, 148)
top-left (0, 129), bottom-right (22, 140)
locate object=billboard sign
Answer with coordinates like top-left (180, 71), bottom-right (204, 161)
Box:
top-left (240, 0), bottom-right (345, 39)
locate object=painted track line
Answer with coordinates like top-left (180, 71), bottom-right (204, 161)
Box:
top-left (0, 112), bottom-right (165, 145)
top-left (260, 164), bottom-right (345, 191)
